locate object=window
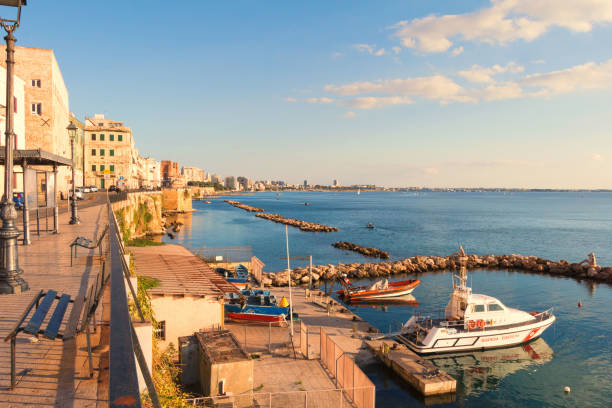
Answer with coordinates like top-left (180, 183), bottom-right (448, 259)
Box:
top-left (91, 165), bottom-right (96, 171)
top-left (100, 149), bottom-right (105, 156)
top-left (110, 165), bottom-right (115, 172)
top-left (31, 79), bottom-right (41, 88)
top-left (91, 149), bottom-right (96, 156)
top-left (110, 149), bottom-right (114, 156)
top-left (118, 134), bottom-right (123, 142)
top-left (110, 134), bottom-right (114, 141)
top-left (154, 321), bottom-right (166, 340)
top-left (91, 134), bottom-right (96, 141)
top-left (487, 303), bottom-right (504, 312)
top-left (100, 165), bottom-right (105, 171)
top-left (100, 134), bottom-right (105, 141)
top-left (473, 304), bottom-right (485, 313)
top-left (31, 103), bottom-right (42, 115)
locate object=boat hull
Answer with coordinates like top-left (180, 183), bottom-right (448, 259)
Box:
top-left (398, 316), bottom-right (555, 354)
top-left (227, 312), bottom-right (285, 325)
top-left (342, 280), bottom-right (420, 301)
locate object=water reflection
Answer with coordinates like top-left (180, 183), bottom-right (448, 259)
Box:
top-left (347, 294), bottom-right (420, 311)
top-left (425, 338), bottom-right (554, 396)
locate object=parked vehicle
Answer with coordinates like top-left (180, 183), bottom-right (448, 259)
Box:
top-left (89, 185), bottom-right (98, 192)
top-left (82, 186), bottom-right (91, 193)
top-left (12, 192), bottom-right (24, 209)
top-left (72, 188), bottom-right (84, 200)
top-left (109, 185), bottom-right (120, 192)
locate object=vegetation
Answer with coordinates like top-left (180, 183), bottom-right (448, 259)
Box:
top-left (187, 181), bottom-right (226, 191)
top-left (142, 342), bottom-right (193, 408)
top-left (115, 208), bottom-right (131, 242)
top-left (127, 239), bottom-right (165, 247)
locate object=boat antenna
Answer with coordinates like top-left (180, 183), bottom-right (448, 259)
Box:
top-left (458, 245), bottom-right (468, 290)
top-left (285, 225), bottom-right (294, 338)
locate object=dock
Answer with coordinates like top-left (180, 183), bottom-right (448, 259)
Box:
top-left (267, 287), bottom-right (457, 397)
top-left (367, 339), bottom-right (456, 396)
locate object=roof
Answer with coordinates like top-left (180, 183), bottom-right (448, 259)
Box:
top-left (196, 330), bottom-right (250, 364)
top-left (469, 293), bottom-right (503, 304)
top-left (0, 149), bottom-right (72, 166)
top-left (130, 244), bottom-right (239, 297)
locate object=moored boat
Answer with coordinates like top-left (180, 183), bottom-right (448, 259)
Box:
top-left (226, 311), bottom-right (286, 325)
top-left (397, 246), bottom-right (556, 354)
top-left (338, 276), bottom-right (420, 301)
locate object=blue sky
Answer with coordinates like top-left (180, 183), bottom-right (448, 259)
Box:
top-left (12, 1), bottom-right (612, 188)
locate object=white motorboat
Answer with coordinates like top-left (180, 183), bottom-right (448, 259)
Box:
top-left (397, 246), bottom-right (555, 354)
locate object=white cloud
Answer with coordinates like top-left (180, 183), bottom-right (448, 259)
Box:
top-left (284, 97), bottom-right (297, 103)
top-left (393, 0), bottom-right (612, 54)
top-left (339, 96), bottom-right (414, 110)
top-left (592, 153), bottom-right (603, 161)
top-left (343, 111), bottom-right (356, 118)
top-left (479, 81), bottom-right (523, 101)
top-left (459, 62), bottom-right (525, 83)
top-left (521, 59), bottom-right (612, 96)
top-left (450, 46), bottom-right (464, 56)
top-left (353, 43), bottom-right (387, 56)
top-left (307, 97), bottom-right (334, 104)
top-left (325, 74), bottom-right (475, 104)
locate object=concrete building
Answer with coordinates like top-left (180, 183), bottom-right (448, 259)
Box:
top-left (211, 173), bottom-right (222, 184)
top-left (333, 179), bottom-right (339, 187)
top-left (161, 160), bottom-right (183, 187)
top-left (182, 166), bottom-right (205, 183)
top-left (0, 46), bottom-right (71, 194)
top-left (84, 114), bottom-right (136, 190)
top-left (143, 157), bottom-right (161, 188)
top-left (0, 65), bottom-right (26, 194)
top-left (225, 176), bottom-right (237, 191)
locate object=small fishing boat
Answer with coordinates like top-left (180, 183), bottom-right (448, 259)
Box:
top-left (224, 303), bottom-right (289, 325)
top-left (304, 202), bottom-right (311, 206)
top-left (397, 246), bottom-right (556, 354)
top-left (226, 311), bottom-right (287, 325)
top-left (217, 265), bottom-right (250, 289)
top-left (338, 276), bottom-right (420, 301)
top-left (366, 222), bottom-right (375, 229)
top-left (205, 200), bottom-right (212, 204)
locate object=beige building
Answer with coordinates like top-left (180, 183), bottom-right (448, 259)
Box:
top-left (84, 114), bottom-right (136, 190)
top-left (182, 166), bottom-right (205, 184)
top-left (0, 46), bottom-right (71, 194)
top-left (143, 157), bottom-right (161, 188)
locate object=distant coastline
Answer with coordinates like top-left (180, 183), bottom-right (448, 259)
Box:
top-left (266, 187), bottom-right (612, 193)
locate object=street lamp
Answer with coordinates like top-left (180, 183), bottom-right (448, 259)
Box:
top-left (67, 122), bottom-right (79, 224)
top-left (0, 0), bottom-right (27, 294)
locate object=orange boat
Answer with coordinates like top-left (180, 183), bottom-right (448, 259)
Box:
top-left (337, 277), bottom-right (420, 301)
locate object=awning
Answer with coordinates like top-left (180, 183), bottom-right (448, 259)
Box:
top-left (0, 149), bottom-right (73, 166)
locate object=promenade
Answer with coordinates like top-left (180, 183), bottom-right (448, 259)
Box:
top-left (0, 203), bottom-right (107, 407)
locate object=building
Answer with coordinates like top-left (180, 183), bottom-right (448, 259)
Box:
top-left (333, 179), bottom-right (339, 187)
top-left (143, 157), bottom-right (161, 188)
top-left (211, 173), bottom-right (222, 184)
top-left (182, 166), bottom-right (205, 184)
top-left (303, 179), bottom-right (308, 187)
top-left (84, 114), bottom-right (136, 189)
top-left (0, 65), bottom-right (26, 194)
top-left (224, 176), bottom-right (236, 190)
top-left (161, 160), bottom-right (183, 187)
top-left (68, 113), bottom-right (84, 187)
top-left (0, 46), bottom-right (71, 194)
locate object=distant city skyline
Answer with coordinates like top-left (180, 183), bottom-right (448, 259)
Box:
top-left (16, 1), bottom-right (612, 188)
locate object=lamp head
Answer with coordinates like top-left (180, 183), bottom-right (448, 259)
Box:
top-left (66, 122), bottom-right (78, 138)
top-left (0, 1), bottom-right (25, 28)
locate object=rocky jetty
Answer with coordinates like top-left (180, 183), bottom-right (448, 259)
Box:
top-left (224, 200), bottom-right (265, 213)
top-left (332, 241), bottom-right (390, 259)
top-left (255, 213), bottom-right (338, 232)
top-left (260, 252), bottom-right (612, 287)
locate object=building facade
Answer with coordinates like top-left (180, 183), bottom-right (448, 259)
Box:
top-left (0, 46), bottom-right (71, 194)
top-left (84, 114), bottom-right (136, 189)
top-left (182, 166), bottom-right (205, 184)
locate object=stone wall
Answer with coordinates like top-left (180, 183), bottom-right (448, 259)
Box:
top-left (112, 191), bottom-right (165, 240)
top-left (162, 188), bottom-right (193, 213)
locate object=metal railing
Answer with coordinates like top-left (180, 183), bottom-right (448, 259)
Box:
top-left (107, 197), bottom-right (161, 407)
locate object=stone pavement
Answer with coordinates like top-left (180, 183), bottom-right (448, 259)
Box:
top-left (0, 203), bottom-right (107, 407)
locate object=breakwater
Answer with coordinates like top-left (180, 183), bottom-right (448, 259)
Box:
top-left (224, 199), bottom-right (265, 212)
top-left (262, 252), bottom-right (612, 287)
top-left (255, 213), bottom-right (338, 232)
top-left (333, 241), bottom-right (390, 259)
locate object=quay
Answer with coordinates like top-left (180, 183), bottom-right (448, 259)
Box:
top-left (267, 286), bottom-right (457, 398)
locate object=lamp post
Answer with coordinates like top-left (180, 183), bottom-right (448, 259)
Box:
top-left (0, 0), bottom-right (27, 294)
top-left (67, 122), bottom-right (79, 224)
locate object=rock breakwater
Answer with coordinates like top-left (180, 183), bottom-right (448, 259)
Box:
top-left (224, 200), bottom-right (265, 213)
top-left (332, 241), bottom-right (390, 259)
top-left (255, 213), bottom-right (338, 232)
top-left (261, 253), bottom-right (612, 287)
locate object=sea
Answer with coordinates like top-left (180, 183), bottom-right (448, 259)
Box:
top-left (165, 191), bottom-right (612, 407)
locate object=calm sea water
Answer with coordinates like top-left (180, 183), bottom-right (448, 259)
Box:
top-left (167, 191), bottom-right (612, 407)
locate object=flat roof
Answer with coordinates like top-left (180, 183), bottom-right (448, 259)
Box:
top-left (0, 149), bottom-right (72, 166)
top-left (196, 330), bottom-right (250, 364)
top-left (130, 244), bottom-right (239, 297)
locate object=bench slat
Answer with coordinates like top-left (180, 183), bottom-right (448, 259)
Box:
top-left (80, 284), bottom-right (95, 330)
top-left (3, 290), bottom-right (43, 341)
top-left (24, 290), bottom-right (57, 336)
top-left (43, 294), bottom-right (71, 340)
top-left (64, 294), bottom-right (84, 340)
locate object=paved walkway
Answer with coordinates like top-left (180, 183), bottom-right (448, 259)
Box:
top-left (0, 204), bottom-right (107, 407)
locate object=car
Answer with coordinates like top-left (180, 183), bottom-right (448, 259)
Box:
top-left (109, 185), bottom-right (120, 193)
top-left (12, 192), bottom-right (24, 210)
top-left (73, 188), bottom-right (84, 200)
top-left (82, 186), bottom-right (91, 193)
top-left (89, 185), bottom-right (99, 192)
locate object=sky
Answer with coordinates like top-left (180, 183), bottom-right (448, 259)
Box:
top-left (10, 0), bottom-right (612, 188)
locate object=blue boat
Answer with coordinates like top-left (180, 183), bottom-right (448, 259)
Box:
top-left (224, 303), bottom-right (289, 316)
top-left (216, 265), bottom-right (250, 289)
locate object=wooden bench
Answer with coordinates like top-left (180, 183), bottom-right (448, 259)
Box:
top-left (69, 225), bottom-right (109, 266)
top-left (3, 261), bottom-right (109, 390)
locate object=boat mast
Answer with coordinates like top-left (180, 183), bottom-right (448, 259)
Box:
top-left (457, 245), bottom-right (468, 290)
